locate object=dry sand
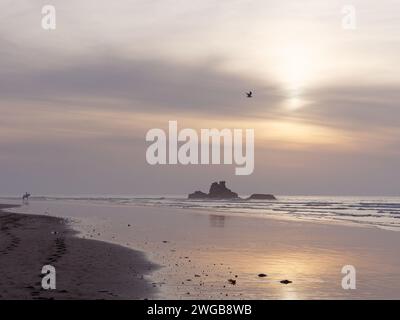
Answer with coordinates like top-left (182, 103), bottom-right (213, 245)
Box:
top-left (0, 204), bottom-right (158, 300)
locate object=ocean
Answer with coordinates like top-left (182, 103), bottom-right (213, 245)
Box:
top-left (2, 195), bottom-right (400, 231)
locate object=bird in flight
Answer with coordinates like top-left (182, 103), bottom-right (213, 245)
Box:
top-left (246, 91), bottom-right (253, 98)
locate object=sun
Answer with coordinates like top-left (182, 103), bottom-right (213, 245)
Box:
top-left (280, 45), bottom-right (313, 92)
top-left (275, 43), bottom-right (316, 110)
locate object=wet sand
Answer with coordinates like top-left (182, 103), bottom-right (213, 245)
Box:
top-left (3, 200), bottom-right (400, 299)
top-left (0, 204), bottom-right (158, 300)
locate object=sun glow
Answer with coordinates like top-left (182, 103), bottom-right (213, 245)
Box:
top-left (278, 44), bottom-right (315, 110)
top-left (280, 45), bottom-right (313, 92)
top-left (286, 96), bottom-right (308, 111)
top-left (275, 42), bottom-right (316, 111)
top-left (259, 120), bottom-right (350, 147)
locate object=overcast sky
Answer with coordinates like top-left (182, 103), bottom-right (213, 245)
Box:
top-left (1, 0), bottom-right (400, 196)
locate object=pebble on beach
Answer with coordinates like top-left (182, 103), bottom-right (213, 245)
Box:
top-left (280, 280), bottom-right (292, 284)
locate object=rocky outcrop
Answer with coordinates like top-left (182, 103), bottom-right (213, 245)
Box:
top-left (187, 191), bottom-right (208, 199)
top-left (247, 194), bottom-right (276, 200)
top-left (188, 181), bottom-right (238, 199)
top-left (208, 181), bottom-right (238, 199)
top-left (188, 181), bottom-right (276, 201)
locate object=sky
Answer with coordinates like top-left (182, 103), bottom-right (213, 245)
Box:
top-left (1, 0), bottom-right (400, 196)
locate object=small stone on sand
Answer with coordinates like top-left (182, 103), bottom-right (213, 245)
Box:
top-left (280, 280), bottom-right (292, 284)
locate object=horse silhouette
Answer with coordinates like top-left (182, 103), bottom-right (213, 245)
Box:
top-left (22, 192), bottom-right (31, 201)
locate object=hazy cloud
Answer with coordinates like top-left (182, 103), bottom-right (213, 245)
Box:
top-left (1, 0), bottom-right (400, 195)
top-left (0, 55), bottom-right (281, 116)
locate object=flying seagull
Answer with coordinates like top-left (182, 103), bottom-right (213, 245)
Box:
top-left (246, 91), bottom-right (253, 98)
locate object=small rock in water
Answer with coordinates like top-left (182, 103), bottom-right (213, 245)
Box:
top-left (258, 273), bottom-right (267, 278)
top-left (280, 280), bottom-right (292, 284)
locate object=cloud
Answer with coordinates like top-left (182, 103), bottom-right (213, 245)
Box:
top-left (302, 85), bottom-right (400, 130)
top-left (1, 0), bottom-right (400, 195)
top-left (0, 55), bottom-right (282, 116)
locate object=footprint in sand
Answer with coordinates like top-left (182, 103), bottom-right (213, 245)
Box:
top-left (45, 237), bottom-right (67, 265)
top-left (0, 217), bottom-right (22, 255)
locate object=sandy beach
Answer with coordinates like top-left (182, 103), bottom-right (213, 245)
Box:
top-left (2, 199), bottom-right (400, 300)
top-left (2, 0), bottom-right (400, 306)
top-left (0, 204), bottom-right (158, 300)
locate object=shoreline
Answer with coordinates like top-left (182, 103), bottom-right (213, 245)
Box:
top-left (2, 200), bottom-right (400, 299)
top-left (0, 204), bottom-right (159, 300)
top-left (3, 194), bottom-right (398, 232)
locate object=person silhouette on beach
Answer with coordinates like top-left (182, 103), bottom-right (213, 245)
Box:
top-left (22, 192), bottom-right (31, 203)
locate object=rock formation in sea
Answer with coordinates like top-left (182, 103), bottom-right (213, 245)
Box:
top-left (187, 191), bottom-right (209, 199)
top-left (188, 181), bottom-right (238, 199)
top-left (188, 181), bottom-right (276, 200)
top-left (208, 181), bottom-right (239, 199)
top-left (247, 194), bottom-right (276, 200)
